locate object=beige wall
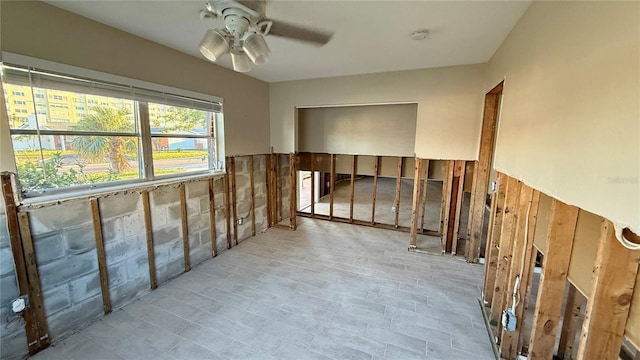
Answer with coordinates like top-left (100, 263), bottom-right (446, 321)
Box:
top-left (298, 104), bottom-right (417, 156)
top-left (0, 0), bottom-right (270, 168)
top-left (270, 64), bottom-right (486, 160)
top-left (487, 1), bottom-right (640, 233)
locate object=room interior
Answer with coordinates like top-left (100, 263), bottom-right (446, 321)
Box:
top-left (0, 1), bottom-right (638, 359)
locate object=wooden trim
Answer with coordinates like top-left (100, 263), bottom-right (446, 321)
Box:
top-left (499, 186), bottom-right (537, 359)
top-left (1, 173), bottom-right (41, 354)
top-left (289, 153), bottom-right (297, 230)
top-left (90, 199), bottom-right (112, 314)
top-left (409, 158), bottom-right (423, 248)
top-left (310, 153), bottom-right (315, 216)
top-left (528, 199), bottom-right (579, 360)
top-left (349, 155), bottom-right (357, 223)
top-left (576, 219), bottom-right (640, 360)
top-left (230, 157), bottom-right (238, 245)
top-left (451, 160), bottom-right (466, 255)
top-left (419, 160), bottom-right (430, 232)
top-left (441, 160), bottom-right (455, 253)
top-left (371, 156), bottom-right (380, 225)
top-left (179, 184), bottom-right (191, 272)
top-left (297, 212), bottom-right (439, 236)
top-left (482, 172), bottom-right (506, 304)
top-left (208, 178), bottom-right (218, 257)
top-left (329, 154), bottom-right (335, 220)
top-left (17, 212), bottom-right (50, 350)
top-left (468, 82), bottom-right (503, 263)
top-left (489, 177), bottom-right (521, 329)
top-left (223, 171), bottom-right (232, 249)
top-left (557, 284), bottom-right (584, 360)
top-left (250, 156), bottom-right (256, 236)
top-left (141, 190), bottom-right (157, 290)
top-left (394, 157), bottom-right (403, 228)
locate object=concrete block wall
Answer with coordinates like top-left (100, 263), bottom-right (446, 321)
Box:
top-left (0, 194), bottom-right (27, 360)
top-left (278, 154), bottom-right (292, 222)
top-left (0, 154), bottom-right (271, 356)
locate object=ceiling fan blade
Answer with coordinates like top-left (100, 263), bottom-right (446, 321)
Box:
top-left (267, 20), bottom-right (333, 46)
top-left (236, 0), bottom-right (265, 16)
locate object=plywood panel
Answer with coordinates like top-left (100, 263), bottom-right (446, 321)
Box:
top-left (567, 210), bottom-right (601, 297)
top-left (298, 104), bottom-right (417, 156)
top-left (626, 272), bottom-right (640, 349)
top-left (532, 193), bottom-right (552, 253)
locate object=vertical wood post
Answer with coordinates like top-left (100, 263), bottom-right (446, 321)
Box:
top-left (499, 186), bottom-right (539, 359)
top-left (223, 170), bottom-right (232, 249)
top-left (179, 184), bottom-right (191, 272)
top-left (230, 157), bottom-right (238, 245)
top-left (394, 157), bottom-right (403, 228)
top-left (289, 153), bottom-right (297, 230)
top-left (490, 177), bottom-right (521, 329)
top-left (90, 198), bottom-right (112, 314)
top-left (141, 190), bottom-right (157, 289)
top-left (483, 172), bottom-right (506, 304)
top-left (329, 154), bottom-right (335, 220)
top-left (451, 160), bottom-right (466, 255)
top-left (1, 173), bottom-right (42, 354)
top-left (441, 160), bottom-right (455, 253)
top-left (468, 83), bottom-right (503, 263)
top-left (250, 156), bottom-right (256, 236)
top-left (349, 155), bottom-right (357, 223)
top-left (409, 158), bottom-right (423, 248)
top-left (277, 155), bottom-right (282, 222)
top-left (208, 178), bottom-right (218, 257)
top-left (268, 153), bottom-right (277, 226)
top-left (528, 199), bottom-right (579, 360)
top-left (371, 156), bottom-right (380, 225)
top-left (576, 219), bottom-right (640, 360)
top-left (310, 153), bottom-right (315, 216)
top-left (419, 160), bottom-right (430, 232)
top-left (557, 284), bottom-right (584, 360)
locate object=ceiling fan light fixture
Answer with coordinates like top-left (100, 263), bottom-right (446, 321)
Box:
top-left (242, 33), bottom-right (271, 65)
top-left (231, 50), bottom-right (252, 72)
top-left (199, 29), bottom-right (230, 62)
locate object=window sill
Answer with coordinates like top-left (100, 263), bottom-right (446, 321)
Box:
top-left (19, 171), bottom-right (225, 209)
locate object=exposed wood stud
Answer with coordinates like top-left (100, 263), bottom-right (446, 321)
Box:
top-left (90, 198), bottom-right (112, 314)
top-left (223, 170), bottom-right (232, 249)
top-left (17, 212), bottom-right (50, 350)
top-left (528, 199), bottom-right (579, 360)
top-left (441, 160), bottom-right (455, 253)
top-left (179, 184), bottom-right (191, 272)
top-left (289, 153), bottom-right (297, 230)
top-left (310, 153), bottom-right (315, 216)
top-left (409, 158), bottom-right (423, 248)
top-left (208, 178), bottom-right (218, 257)
top-left (490, 177), bottom-right (521, 330)
top-left (142, 190), bottom-right (157, 290)
top-left (277, 155), bottom-right (282, 222)
top-left (268, 153), bottom-right (277, 226)
top-left (557, 284), bottom-right (584, 360)
top-left (576, 219), bottom-right (640, 360)
top-left (230, 157), bottom-right (238, 245)
top-left (451, 160), bottom-right (466, 255)
top-left (250, 156), bottom-right (256, 237)
top-left (482, 172), bottom-right (506, 304)
top-left (1, 173), bottom-right (41, 354)
top-left (349, 155), bottom-right (357, 223)
top-left (394, 157), bottom-right (403, 228)
top-left (499, 186), bottom-right (538, 359)
top-left (371, 156), bottom-right (380, 225)
top-left (419, 160), bottom-right (430, 232)
top-left (265, 155), bottom-right (272, 226)
top-left (468, 82), bottom-right (503, 263)
top-left (329, 154), bottom-right (336, 220)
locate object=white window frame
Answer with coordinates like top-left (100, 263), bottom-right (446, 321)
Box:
top-left (1, 52), bottom-right (226, 201)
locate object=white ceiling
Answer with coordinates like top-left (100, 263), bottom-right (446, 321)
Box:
top-left (45, 0), bottom-right (531, 83)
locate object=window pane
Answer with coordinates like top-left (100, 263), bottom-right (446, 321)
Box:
top-left (148, 103), bottom-right (208, 135)
top-left (13, 134), bottom-right (140, 192)
top-left (152, 137), bottom-right (209, 176)
top-left (4, 84), bottom-right (36, 129)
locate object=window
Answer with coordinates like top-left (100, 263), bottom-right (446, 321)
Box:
top-left (51, 95), bottom-right (65, 101)
top-left (1, 63), bottom-right (223, 196)
top-left (14, 100), bottom-right (26, 105)
top-left (34, 93), bottom-right (45, 99)
top-left (12, 91), bottom-right (25, 96)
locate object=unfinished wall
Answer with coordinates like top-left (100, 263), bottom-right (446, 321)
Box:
top-left (0, 0), bottom-right (270, 165)
top-left (486, 1), bottom-right (640, 233)
top-left (297, 104), bottom-right (417, 156)
top-left (270, 63), bottom-right (486, 160)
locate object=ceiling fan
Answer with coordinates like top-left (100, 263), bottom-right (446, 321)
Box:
top-left (199, 0), bottom-right (333, 73)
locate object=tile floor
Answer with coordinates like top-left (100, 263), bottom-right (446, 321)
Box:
top-left (33, 218), bottom-right (494, 360)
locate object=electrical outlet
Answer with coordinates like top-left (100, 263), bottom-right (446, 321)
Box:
top-left (238, 218), bottom-right (243, 225)
top-left (391, 206), bottom-right (396, 213)
top-left (491, 180), bottom-right (498, 193)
